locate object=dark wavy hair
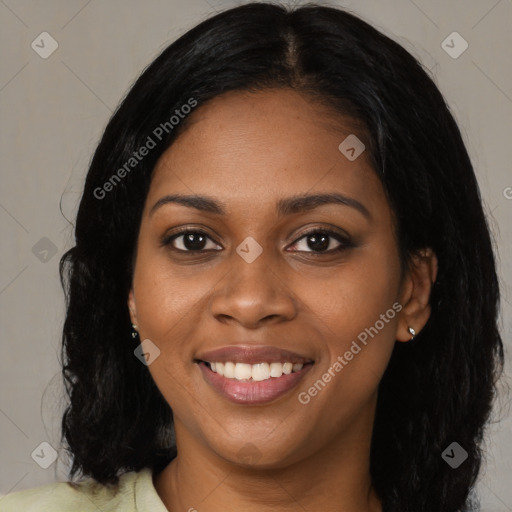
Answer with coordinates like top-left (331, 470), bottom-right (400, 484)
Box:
top-left (59, 3), bottom-right (504, 511)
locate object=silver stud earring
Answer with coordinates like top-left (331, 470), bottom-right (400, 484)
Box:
top-left (131, 324), bottom-right (139, 339)
top-left (408, 327), bottom-right (416, 341)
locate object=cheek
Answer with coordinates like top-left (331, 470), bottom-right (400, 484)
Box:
top-left (306, 237), bottom-right (401, 339)
top-left (298, 237), bottom-right (401, 406)
top-left (130, 239), bottom-right (215, 394)
top-left (132, 236), bottom-right (218, 341)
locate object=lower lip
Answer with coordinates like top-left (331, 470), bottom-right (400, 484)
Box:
top-left (197, 362), bottom-right (314, 405)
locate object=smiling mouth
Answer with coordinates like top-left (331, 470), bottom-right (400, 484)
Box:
top-left (198, 360), bottom-right (314, 382)
top-left (196, 359), bottom-right (315, 404)
top-left (193, 344), bottom-right (315, 404)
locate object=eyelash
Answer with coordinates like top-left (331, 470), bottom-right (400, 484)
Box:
top-left (161, 227), bottom-right (353, 256)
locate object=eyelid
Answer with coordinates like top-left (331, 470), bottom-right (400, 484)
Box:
top-left (286, 227), bottom-right (353, 253)
top-left (161, 226), bottom-right (222, 250)
top-left (291, 225), bottom-right (351, 242)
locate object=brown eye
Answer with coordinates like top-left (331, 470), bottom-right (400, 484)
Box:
top-left (288, 230), bottom-right (352, 254)
top-left (163, 230), bottom-right (222, 252)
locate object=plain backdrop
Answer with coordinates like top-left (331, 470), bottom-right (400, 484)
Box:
top-left (0, 0), bottom-right (511, 509)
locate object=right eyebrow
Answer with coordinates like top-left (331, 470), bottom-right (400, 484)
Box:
top-left (150, 194), bottom-right (226, 216)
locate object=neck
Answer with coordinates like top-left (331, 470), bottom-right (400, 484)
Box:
top-left (154, 399), bottom-right (382, 512)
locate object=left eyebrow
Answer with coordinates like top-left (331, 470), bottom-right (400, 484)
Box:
top-left (149, 192), bottom-right (371, 220)
top-left (276, 192), bottom-right (371, 220)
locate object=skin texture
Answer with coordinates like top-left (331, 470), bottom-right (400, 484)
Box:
top-left (128, 89), bottom-right (438, 512)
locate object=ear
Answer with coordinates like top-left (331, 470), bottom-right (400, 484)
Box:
top-left (396, 248), bottom-right (438, 342)
top-left (128, 289), bottom-right (138, 327)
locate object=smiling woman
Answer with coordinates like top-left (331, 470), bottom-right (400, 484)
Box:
top-left (1, 2), bottom-right (503, 512)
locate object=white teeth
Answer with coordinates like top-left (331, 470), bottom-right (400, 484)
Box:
top-left (207, 361), bottom-right (305, 381)
top-left (269, 362), bottom-right (283, 377)
top-left (224, 361), bottom-right (235, 379)
top-left (234, 363), bottom-right (253, 380)
top-left (252, 362), bottom-right (270, 381)
top-left (282, 362), bottom-right (293, 375)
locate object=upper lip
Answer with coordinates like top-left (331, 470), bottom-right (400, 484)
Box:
top-left (195, 345), bottom-right (314, 365)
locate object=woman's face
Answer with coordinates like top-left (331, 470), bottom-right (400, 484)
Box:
top-left (129, 88), bottom-right (410, 467)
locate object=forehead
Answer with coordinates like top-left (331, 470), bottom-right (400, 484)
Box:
top-left (147, 88), bottom-right (386, 217)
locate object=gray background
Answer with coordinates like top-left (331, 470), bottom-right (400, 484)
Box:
top-left (0, 0), bottom-right (511, 509)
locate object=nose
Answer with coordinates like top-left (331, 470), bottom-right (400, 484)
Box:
top-left (209, 249), bottom-right (297, 329)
